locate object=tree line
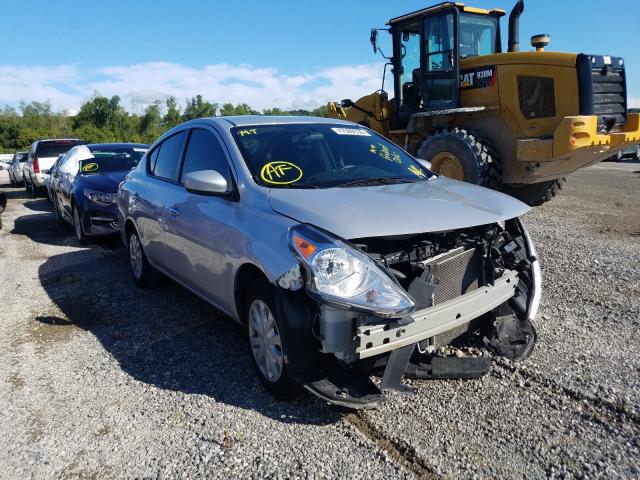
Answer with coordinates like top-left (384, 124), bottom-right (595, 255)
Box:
top-left (0, 93), bottom-right (329, 152)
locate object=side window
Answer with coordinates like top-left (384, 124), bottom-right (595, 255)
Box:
top-left (398, 23), bottom-right (422, 112)
top-left (151, 131), bottom-right (186, 181)
top-left (148, 148), bottom-right (160, 173)
top-left (60, 156), bottom-right (78, 175)
top-left (425, 13), bottom-right (454, 73)
top-left (180, 129), bottom-right (231, 182)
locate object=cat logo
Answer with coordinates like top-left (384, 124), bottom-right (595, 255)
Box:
top-left (460, 66), bottom-right (497, 90)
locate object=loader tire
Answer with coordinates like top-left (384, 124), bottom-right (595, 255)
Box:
top-left (501, 178), bottom-right (566, 206)
top-left (416, 128), bottom-right (501, 188)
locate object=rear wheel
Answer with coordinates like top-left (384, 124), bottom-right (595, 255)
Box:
top-left (30, 180), bottom-right (37, 198)
top-left (416, 128), bottom-right (501, 188)
top-left (127, 229), bottom-right (161, 288)
top-left (502, 178), bottom-right (566, 206)
top-left (244, 282), bottom-right (297, 399)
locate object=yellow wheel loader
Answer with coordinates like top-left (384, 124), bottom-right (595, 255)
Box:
top-left (328, 1), bottom-right (640, 205)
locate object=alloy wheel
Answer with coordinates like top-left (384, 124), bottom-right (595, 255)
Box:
top-left (248, 299), bottom-right (284, 383)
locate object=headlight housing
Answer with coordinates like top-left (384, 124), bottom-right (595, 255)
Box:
top-left (84, 189), bottom-right (117, 205)
top-left (288, 224), bottom-right (415, 318)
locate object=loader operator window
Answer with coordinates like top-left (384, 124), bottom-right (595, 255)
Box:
top-left (459, 13), bottom-right (498, 58)
top-left (398, 22), bottom-right (421, 112)
top-left (425, 14), bottom-right (454, 73)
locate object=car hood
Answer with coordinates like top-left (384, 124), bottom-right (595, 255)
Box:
top-left (268, 177), bottom-right (530, 239)
top-left (78, 171), bottom-right (128, 193)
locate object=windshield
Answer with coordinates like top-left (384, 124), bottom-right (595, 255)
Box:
top-left (36, 140), bottom-right (86, 158)
top-left (79, 146), bottom-right (147, 174)
top-left (232, 124), bottom-right (430, 188)
top-left (459, 13), bottom-right (498, 58)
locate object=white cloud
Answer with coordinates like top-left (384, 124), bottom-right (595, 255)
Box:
top-left (628, 97), bottom-right (640, 108)
top-left (0, 62), bottom-right (385, 113)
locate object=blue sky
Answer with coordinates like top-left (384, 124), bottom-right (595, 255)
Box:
top-left (1, 0), bottom-right (639, 112)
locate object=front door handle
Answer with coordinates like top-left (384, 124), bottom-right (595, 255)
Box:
top-left (167, 206), bottom-right (180, 217)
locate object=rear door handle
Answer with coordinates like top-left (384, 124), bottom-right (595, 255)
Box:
top-left (167, 206), bottom-right (180, 217)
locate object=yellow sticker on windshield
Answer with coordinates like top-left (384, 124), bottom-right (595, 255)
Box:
top-left (408, 164), bottom-right (426, 178)
top-left (370, 143), bottom-right (402, 164)
top-left (82, 162), bottom-right (99, 172)
top-left (239, 128), bottom-right (258, 136)
top-left (260, 161), bottom-right (303, 185)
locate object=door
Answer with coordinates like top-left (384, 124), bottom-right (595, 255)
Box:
top-left (163, 127), bottom-right (237, 312)
top-left (138, 131), bottom-right (187, 270)
top-left (422, 9), bottom-right (459, 110)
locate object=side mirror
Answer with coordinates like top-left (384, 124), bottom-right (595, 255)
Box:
top-left (183, 170), bottom-right (229, 195)
top-left (370, 29), bottom-right (378, 54)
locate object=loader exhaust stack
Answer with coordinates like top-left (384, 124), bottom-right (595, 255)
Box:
top-left (508, 0), bottom-right (525, 52)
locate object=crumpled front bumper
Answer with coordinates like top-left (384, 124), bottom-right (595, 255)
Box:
top-left (356, 269), bottom-right (519, 359)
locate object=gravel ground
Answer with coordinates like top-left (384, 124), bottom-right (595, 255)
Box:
top-left (0, 162), bottom-right (638, 479)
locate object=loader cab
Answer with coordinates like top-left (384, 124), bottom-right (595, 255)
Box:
top-left (387, 3), bottom-right (504, 126)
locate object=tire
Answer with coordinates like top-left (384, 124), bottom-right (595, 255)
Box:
top-left (30, 180), bottom-right (37, 198)
top-left (416, 128), bottom-right (501, 188)
top-left (127, 229), bottom-right (161, 288)
top-left (24, 178), bottom-right (30, 193)
top-left (53, 197), bottom-right (65, 226)
top-left (501, 178), bottom-right (566, 206)
top-left (244, 281), bottom-right (297, 399)
top-left (73, 205), bottom-right (89, 244)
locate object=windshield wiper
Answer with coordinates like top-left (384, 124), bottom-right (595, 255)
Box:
top-left (336, 176), bottom-right (417, 188)
top-left (272, 182), bottom-right (322, 189)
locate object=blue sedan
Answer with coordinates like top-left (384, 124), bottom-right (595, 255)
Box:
top-left (50, 143), bottom-right (148, 243)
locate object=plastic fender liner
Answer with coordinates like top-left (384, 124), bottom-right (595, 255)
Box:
top-left (271, 286), bottom-right (325, 379)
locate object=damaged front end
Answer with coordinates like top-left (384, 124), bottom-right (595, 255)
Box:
top-left (277, 219), bottom-right (541, 409)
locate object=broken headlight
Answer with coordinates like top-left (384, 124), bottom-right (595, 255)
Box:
top-left (288, 224), bottom-right (415, 318)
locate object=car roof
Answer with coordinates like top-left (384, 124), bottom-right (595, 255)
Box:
top-left (188, 115), bottom-right (354, 128)
top-left (87, 143), bottom-right (149, 149)
top-left (35, 138), bottom-right (84, 143)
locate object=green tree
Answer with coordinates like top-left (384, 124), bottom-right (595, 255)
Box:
top-left (221, 103), bottom-right (259, 116)
top-left (182, 95), bottom-right (217, 121)
top-left (163, 96), bottom-right (181, 128)
top-left (73, 93), bottom-right (125, 130)
top-left (72, 124), bottom-right (113, 144)
top-left (139, 101), bottom-right (162, 143)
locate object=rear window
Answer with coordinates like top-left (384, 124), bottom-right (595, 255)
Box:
top-left (36, 140), bottom-right (86, 158)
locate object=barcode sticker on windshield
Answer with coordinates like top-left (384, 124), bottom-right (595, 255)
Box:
top-left (331, 127), bottom-right (371, 136)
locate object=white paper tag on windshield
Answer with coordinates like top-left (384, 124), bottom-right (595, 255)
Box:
top-left (133, 148), bottom-right (148, 152)
top-left (331, 127), bottom-right (371, 136)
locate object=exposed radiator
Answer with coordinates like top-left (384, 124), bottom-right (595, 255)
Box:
top-left (422, 247), bottom-right (481, 305)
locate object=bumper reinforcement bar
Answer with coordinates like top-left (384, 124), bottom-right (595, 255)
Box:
top-left (356, 269), bottom-right (519, 359)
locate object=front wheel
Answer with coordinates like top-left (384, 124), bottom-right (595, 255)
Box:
top-left (416, 128), bottom-right (501, 188)
top-left (73, 205), bottom-right (88, 244)
top-left (127, 229), bottom-right (161, 288)
top-left (244, 283), bottom-right (297, 399)
top-left (53, 197), bottom-right (65, 226)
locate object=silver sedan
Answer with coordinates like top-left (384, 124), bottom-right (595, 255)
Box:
top-left (118, 116), bottom-right (541, 409)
